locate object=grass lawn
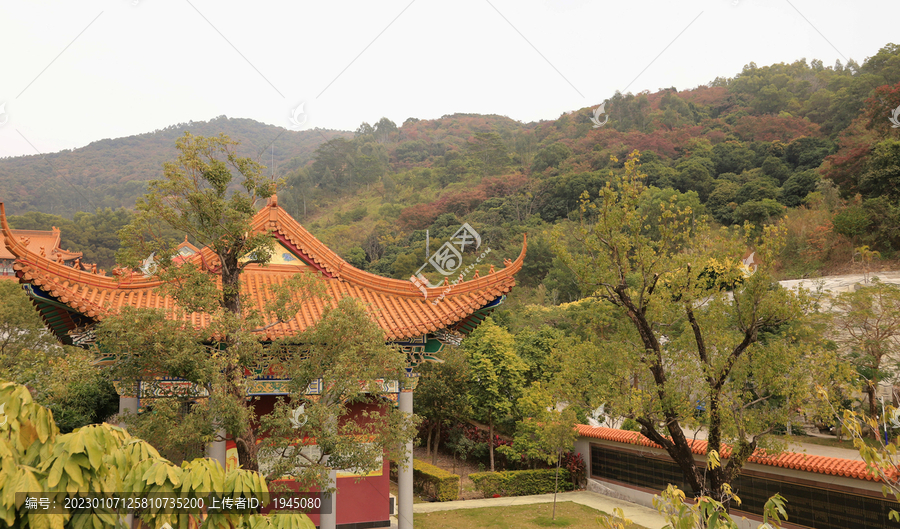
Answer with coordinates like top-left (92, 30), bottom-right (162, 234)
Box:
top-left (414, 501), bottom-right (648, 529)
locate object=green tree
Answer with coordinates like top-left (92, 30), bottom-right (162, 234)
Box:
top-left (552, 151), bottom-right (841, 505)
top-left (108, 133), bottom-right (417, 493)
top-left (354, 142), bottom-right (389, 188)
top-left (514, 326), bottom-right (563, 385)
top-left (280, 167), bottom-right (317, 219)
top-left (113, 134), bottom-right (347, 464)
top-left (355, 122), bottom-right (375, 137)
top-left (0, 282), bottom-right (118, 434)
top-left (858, 139), bottom-right (900, 201)
top-left (780, 169), bottom-right (819, 207)
top-left (733, 198), bottom-right (786, 227)
top-left (114, 132), bottom-right (282, 472)
top-left (504, 383), bottom-right (578, 520)
top-left (761, 156), bottom-right (791, 185)
top-left (373, 117), bottom-right (398, 144)
top-left (672, 158), bottom-right (715, 201)
top-left (414, 347), bottom-right (471, 464)
top-left (0, 282), bottom-right (60, 367)
top-left (466, 133), bottom-right (510, 177)
top-left (0, 381), bottom-right (314, 529)
top-left (830, 280), bottom-right (900, 419)
top-left (638, 187), bottom-right (704, 241)
top-left (464, 318), bottom-right (526, 472)
top-left (256, 297), bottom-right (418, 489)
top-left (707, 181), bottom-right (740, 226)
top-left (531, 142), bottom-right (572, 174)
top-left (309, 138), bottom-right (356, 191)
top-left (38, 348), bottom-right (120, 435)
top-left (784, 137), bottom-right (833, 170)
top-left (712, 142), bottom-right (755, 176)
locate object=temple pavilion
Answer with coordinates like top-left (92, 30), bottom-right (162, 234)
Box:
top-left (0, 197), bottom-right (525, 529)
top-left (0, 226), bottom-right (82, 280)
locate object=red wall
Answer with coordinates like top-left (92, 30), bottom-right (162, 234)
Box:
top-left (288, 458), bottom-right (390, 527)
top-left (225, 395), bottom-right (392, 526)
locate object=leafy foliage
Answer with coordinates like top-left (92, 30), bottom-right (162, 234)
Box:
top-left (468, 469), bottom-right (573, 497)
top-left (389, 459), bottom-right (459, 502)
top-left (257, 297), bottom-right (417, 490)
top-left (0, 282), bottom-right (118, 434)
top-left (415, 346), bottom-right (470, 463)
top-left (551, 151), bottom-right (845, 501)
top-left (829, 280), bottom-right (900, 418)
top-left (0, 381), bottom-right (315, 529)
top-left (463, 318), bottom-right (526, 472)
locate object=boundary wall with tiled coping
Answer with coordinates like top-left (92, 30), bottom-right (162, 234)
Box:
top-left (576, 425), bottom-right (899, 529)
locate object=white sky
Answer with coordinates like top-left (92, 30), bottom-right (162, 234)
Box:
top-left (0, 0), bottom-right (897, 159)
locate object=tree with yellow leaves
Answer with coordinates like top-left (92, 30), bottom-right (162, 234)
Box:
top-left (0, 381), bottom-right (314, 528)
top-left (553, 150), bottom-right (844, 507)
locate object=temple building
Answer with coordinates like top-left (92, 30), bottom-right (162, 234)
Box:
top-left (0, 198), bottom-right (525, 529)
top-left (0, 226), bottom-right (82, 279)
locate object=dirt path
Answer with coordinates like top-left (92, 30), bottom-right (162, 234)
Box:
top-left (413, 446), bottom-right (485, 500)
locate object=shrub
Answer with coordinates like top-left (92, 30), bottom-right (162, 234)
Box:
top-left (335, 205), bottom-right (368, 223)
top-left (561, 451), bottom-right (586, 488)
top-left (390, 459), bottom-right (459, 502)
top-left (469, 469), bottom-right (573, 497)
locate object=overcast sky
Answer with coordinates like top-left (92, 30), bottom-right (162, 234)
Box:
top-left (1, 0), bottom-right (898, 159)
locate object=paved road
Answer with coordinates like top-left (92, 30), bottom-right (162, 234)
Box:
top-left (778, 271), bottom-right (900, 293)
top-left (679, 426), bottom-right (865, 461)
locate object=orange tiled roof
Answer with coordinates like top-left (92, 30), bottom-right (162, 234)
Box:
top-left (576, 424), bottom-right (896, 482)
top-left (0, 227), bottom-right (82, 261)
top-left (0, 200), bottom-right (525, 342)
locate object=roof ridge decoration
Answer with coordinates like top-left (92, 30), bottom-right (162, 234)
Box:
top-left (575, 424), bottom-right (894, 483)
top-left (254, 201), bottom-right (527, 298)
top-left (1, 203), bottom-right (166, 290)
top-left (0, 201), bottom-right (526, 342)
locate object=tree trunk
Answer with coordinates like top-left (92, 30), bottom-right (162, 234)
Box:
top-left (235, 427), bottom-right (259, 472)
top-left (707, 392), bottom-right (725, 504)
top-left (638, 417), bottom-right (705, 499)
top-left (226, 361), bottom-right (259, 472)
top-left (868, 380), bottom-right (878, 419)
top-left (489, 417), bottom-right (495, 472)
top-left (221, 261), bottom-right (242, 317)
top-left (432, 422), bottom-right (441, 465)
top-left (221, 250), bottom-right (255, 470)
top-left (425, 423), bottom-right (434, 460)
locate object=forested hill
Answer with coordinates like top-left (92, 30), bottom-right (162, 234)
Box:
top-left (270, 43), bottom-right (900, 287)
top-left (0, 116), bottom-right (352, 217)
top-left (5, 43), bottom-right (900, 284)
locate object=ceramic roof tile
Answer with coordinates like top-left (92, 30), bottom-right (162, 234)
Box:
top-left (576, 425), bottom-right (895, 482)
top-left (0, 227), bottom-right (78, 260)
top-left (1, 201), bottom-right (524, 341)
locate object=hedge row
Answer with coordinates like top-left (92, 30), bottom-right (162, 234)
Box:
top-left (469, 469), bottom-right (574, 497)
top-left (390, 459), bottom-right (459, 502)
